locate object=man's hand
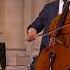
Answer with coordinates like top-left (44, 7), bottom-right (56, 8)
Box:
top-left (27, 28), bottom-right (37, 42)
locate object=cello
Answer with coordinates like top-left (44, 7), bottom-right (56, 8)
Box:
top-left (35, 1), bottom-right (70, 70)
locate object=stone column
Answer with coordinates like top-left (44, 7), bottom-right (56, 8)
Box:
top-left (24, 0), bottom-right (33, 67)
top-left (3, 0), bottom-right (55, 70)
top-left (4, 0), bottom-right (28, 70)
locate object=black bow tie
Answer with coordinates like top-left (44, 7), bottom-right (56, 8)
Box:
top-left (63, 0), bottom-right (70, 3)
top-left (63, 0), bottom-right (70, 12)
top-left (63, 0), bottom-right (66, 1)
top-left (63, 0), bottom-right (70, 7)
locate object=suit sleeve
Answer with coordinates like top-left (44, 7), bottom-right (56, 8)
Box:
top-left (27, 4), bottom-right (48, 33)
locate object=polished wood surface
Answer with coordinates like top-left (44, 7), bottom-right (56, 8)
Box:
top-left (35, 11), bottom-right (70, 70)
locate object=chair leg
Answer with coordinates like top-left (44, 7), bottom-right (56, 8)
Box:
top-left (0, 43), bottom-right (6, 70)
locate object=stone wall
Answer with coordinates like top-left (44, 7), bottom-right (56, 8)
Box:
top-left (0, 0), bottom-right (54, 70)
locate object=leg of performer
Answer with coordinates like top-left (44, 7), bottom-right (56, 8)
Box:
top-left (30, 56), bottom-right (38, 70)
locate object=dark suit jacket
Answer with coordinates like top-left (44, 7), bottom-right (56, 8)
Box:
top-left (27, 0), bottom-right (60, 51)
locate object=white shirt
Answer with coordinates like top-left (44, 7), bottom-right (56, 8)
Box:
top-left (59, 0), bottom-right (64, 14)
top-left (59, 0), bottom-right (70, 14)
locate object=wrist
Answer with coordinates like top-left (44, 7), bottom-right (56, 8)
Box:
top-left (28, 28), bottom-right (37, 34)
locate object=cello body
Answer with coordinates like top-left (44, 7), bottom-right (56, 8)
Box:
top-left (35, 44), bottom-right (70, 70)
top-left (35, 11), bottom-right (70, 70)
